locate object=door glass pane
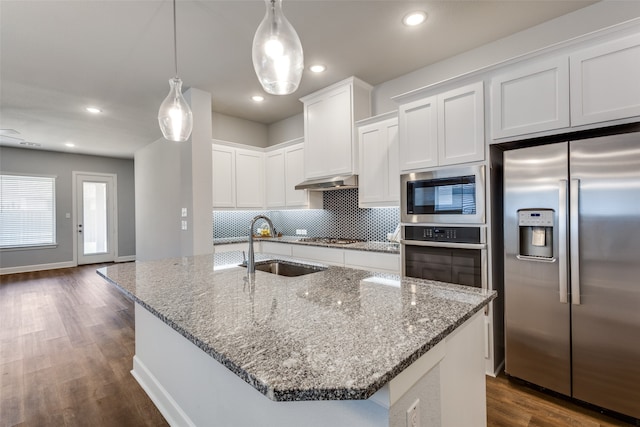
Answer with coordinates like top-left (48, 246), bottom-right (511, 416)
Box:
top-left (83, 182), bottom-right (108, 255)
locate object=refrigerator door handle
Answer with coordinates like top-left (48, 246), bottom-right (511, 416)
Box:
top-left (570, 179), bottom-right (581, 305)
top-left (558, 179), bottom-right (569, 304)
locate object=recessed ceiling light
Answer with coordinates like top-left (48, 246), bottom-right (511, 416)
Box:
top-left (85, 106), bottom-right (102, 114)
top-left (402, 11), bottom-right (427, 27)
top-left (65, 142), bottom-right (75, 148)
top-left (252, 95), bottom-right (265, 102)
top-left (309, 64), bottom-right (326, 73)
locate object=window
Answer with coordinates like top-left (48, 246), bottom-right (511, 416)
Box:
top-left (0, 174), bottom-right (56, 248)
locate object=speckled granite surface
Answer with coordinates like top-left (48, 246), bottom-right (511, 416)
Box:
top-left (97, 251), bottom-right (494, 402)
top-left (214, 236), bottom-right (401, 254)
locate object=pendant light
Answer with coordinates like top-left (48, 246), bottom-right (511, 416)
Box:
top-left (158, 0), bottom-right (193, 142)
top-left (252, 0), bottom-right (304, 95)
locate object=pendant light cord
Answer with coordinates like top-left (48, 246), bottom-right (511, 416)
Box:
top-left (172, 0), bottom-right (179, 78)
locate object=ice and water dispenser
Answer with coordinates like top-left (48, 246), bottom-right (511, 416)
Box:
top-left (517, 209), bottom-right (554, 259)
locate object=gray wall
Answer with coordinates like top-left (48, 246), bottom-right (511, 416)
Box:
top-left (0, 146), bottom-right (135, 269)
top-left (212, 112), bottom-right (269, 148)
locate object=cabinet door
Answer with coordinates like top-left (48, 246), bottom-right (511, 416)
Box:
top-left (285, 145), bottom-right (313, 208)
top-left (570, 33), bottom-right (640, 126)
top-left (235, 149), bottom-right (264, 208)
top-left (386, 121), bottom-right (400, 203)
top-left (212, 145), bottom-right (235, 208)
top-left (438, 82), bottom-right (485, 166)
top-left (304, 85), bottom-right (352, 179)
top-left (358, 123), bottom-right (387, 205)
top-left (265, 149), bottom-right (286, 208)
top-left (491, 57), bottom-right (570, 139)
top-left (398, 96), bottom-right (438, 172)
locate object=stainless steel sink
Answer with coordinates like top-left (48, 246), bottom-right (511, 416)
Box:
top-left (242, 260), bottom-right (326, 277)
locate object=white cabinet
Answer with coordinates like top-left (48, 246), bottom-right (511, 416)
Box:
top-left (398, 96), bottom-right (438, 171)
top-left (398, 82), bottom-right (484, 172)
top-left (235, 149), bottom-right (264, 209)
top-left (265, 143), bottom-right (322, 209)
top-left (291, 245), bottom-right (345, 266)
top-left (344, 250), bottom-right (400, 274)
top-left (212, 144), bottom-right (264, 209)
top-left (260, 241), bottom-right (293, 256)
top-left (357, 113), bottom-right (400, 208)
top-left (570, 33), bottom-right (640, 126)
top-left (490, 56), bottom-right (570, 139)
top-left (300, 77), bottom-right (372, 179)
top-left (265, 150), bottom-right (286, 208)
top-left (212, 145), bottom-right (236, 208)
top-left (438, 82), bottom-right (485, 166)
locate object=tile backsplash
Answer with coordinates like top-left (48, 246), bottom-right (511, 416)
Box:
top-left (214, 189), bottom-right (399, 242)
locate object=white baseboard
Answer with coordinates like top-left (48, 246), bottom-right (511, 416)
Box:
top-left (131, 356), bottom-right (195, 427)
top-left (0, 261), bottom-right (76, 276)
top-left (116, 255), bottom-right (136, 263)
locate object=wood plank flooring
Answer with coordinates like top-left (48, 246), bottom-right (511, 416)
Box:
top-left (0, 265), bottom-right (635, 426)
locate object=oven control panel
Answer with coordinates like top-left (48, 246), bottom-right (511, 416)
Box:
top-left (404, 226), bottom-right (482, 244)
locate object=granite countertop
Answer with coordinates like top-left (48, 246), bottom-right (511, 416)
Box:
top-left (97, 251), bottom-right (495, 402)
top-left (214, 235), bottom-right (401, 254)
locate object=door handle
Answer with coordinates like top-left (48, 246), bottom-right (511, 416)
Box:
top-left (570, 179), bottom-right (581, 305)
top-left (558, 180), bottom-right (568, 303)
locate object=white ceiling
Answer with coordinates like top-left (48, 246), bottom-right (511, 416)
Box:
top-left (0, 0), bottom-right (597, 159)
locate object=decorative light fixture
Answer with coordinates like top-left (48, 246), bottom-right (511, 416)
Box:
top-left (252, 0), bottom-right (304, 95)
top-left (158, 0), bottom-right (193, 142)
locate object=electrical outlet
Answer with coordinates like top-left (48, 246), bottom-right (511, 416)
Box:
top-left (406, 399), bottom-right (420, 427)
top-left (296, 229), bottom-right (307, 235)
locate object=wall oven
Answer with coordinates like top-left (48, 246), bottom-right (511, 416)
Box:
top-left (401, 165), bottom-right (485, 224)
top-left (402, 225), bottom-right (487, 290)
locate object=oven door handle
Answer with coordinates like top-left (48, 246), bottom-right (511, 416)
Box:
top-left (401, 240), bottom-right (487, 250)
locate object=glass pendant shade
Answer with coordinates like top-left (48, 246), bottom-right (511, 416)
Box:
top-left (158, 77), bottom-right (193, 142)
top-left (252, 0), bottom-right (304, 95)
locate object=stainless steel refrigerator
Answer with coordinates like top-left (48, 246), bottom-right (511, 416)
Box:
top-left (504, 132), bottom-right (640, 419)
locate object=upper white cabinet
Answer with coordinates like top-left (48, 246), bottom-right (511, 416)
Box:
top-left (265, 143), bottom-right (322, 209)
top-left (212, 144), bottom-right (264, 209)
top-left (437, 82), bottom-right (485, 166)
top-left (490, 57), bottom-right (570, 139)
top-left (570, 33), bottom-right (640, 126)
top-left (235, 149), bottom-right (264, 209)
top-left (398, 96), bottom-right (438, 171)
top-left (398, 82), bottom-right (485, 172)
top-left (357, 113), bottom-right (400, 208)
top-left (212, 145), bottom-right (236, 208)
top-left (300, 77), bottom-right (372, 179)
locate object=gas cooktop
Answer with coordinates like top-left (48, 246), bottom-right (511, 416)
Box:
top-left (297, 237), bottom-right (365, 245)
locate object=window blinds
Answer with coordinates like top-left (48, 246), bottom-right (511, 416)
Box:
top-left (0, 174), bottom-right (56, 248)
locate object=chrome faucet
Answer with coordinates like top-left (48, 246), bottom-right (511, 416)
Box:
top-left (247, 215), bottom-right (275, 274)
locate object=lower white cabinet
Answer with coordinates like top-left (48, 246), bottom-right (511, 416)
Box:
top-left (260, 241), bottom-right (293, 256)
top-left (291, 245), bottom-right (345, 266)
top-left (357, 113), bottom-right (400, 208)
top-left (344, 250), bottom-right (400, 274)
top-left (258, 242), bottom-right (401, 275)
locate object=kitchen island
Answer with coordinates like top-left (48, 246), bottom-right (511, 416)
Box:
top-left (98, 251), bottom-right (495, 427)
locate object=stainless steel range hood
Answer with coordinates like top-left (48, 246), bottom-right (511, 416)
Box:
top-left (294, 175), bottom-right (358, 191)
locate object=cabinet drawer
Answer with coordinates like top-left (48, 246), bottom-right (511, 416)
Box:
top-left (344, 250), bottom-right (400, 274)
top-left (291, 245), bottom-right (344, 266)
top-left (260, 242), bottom-right (292, 256)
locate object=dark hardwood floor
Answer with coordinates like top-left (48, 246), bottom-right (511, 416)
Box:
top-left (0, 265), bottom-right (634, 426)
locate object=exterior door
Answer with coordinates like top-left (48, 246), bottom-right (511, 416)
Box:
top-left (75, 173), bottom-right (116, 265)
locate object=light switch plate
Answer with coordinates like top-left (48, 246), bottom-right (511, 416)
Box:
top-left (181, 208), bottom-right (187, 217)
top-left (181, 220), bottom-right (188, 231)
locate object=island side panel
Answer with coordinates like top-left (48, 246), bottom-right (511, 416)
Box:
top-left (132, 303), bottom-right (389, 427)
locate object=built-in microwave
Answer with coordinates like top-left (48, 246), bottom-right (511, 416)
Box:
top-left (401, 165), bottom-right (485, 224)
